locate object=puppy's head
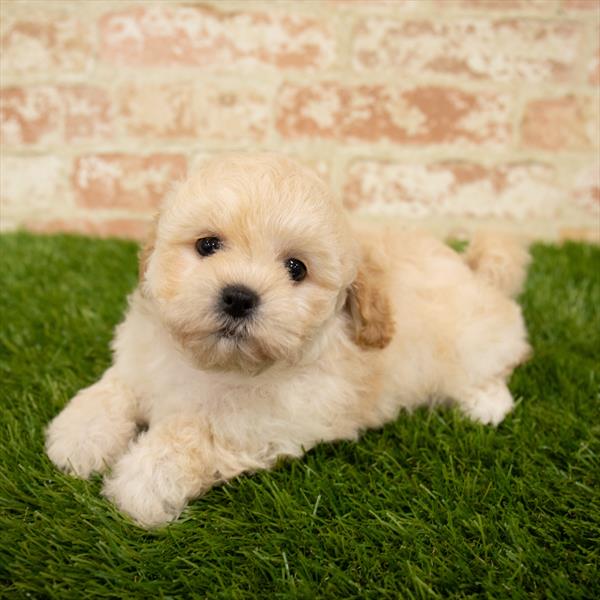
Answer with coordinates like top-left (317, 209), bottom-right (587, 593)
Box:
top-left (141, 153), bottom-right (365, 373)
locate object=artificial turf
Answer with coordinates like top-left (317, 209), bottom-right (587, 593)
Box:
top-left (0, 232), bottom-right (598, 599)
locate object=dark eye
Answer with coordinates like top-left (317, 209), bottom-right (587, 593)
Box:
top-left (284, 258), bottom-right (307, 282)
top-left (195, 236), bottom-right (222, 257)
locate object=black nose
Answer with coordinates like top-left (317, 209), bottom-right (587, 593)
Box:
top-left (220, 285), bottom-right (259, 319)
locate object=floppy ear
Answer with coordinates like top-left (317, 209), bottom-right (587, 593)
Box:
top-left (346, 241), bottom-right (395, 350)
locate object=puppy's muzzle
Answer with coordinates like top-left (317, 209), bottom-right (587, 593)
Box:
top-left (220, 285), bottom-right (260, 320)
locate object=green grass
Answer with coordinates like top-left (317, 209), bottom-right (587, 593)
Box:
top-left (1, 232), bottom-right (599, 599)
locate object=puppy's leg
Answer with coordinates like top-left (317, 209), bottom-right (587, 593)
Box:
top-left (46, 368), bottom-right (138, 478)
top-left (102, 414), bottom-right (252, 528)
top-left (457, 379), bottom-right (515, 426)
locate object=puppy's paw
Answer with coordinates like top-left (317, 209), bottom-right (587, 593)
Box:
top-left (46, 416), bottom-right (105, 479)
top-left (460, 381), bottom-right (514, 426)
top-left (102, 443), bottom-right (188, 528)
top-left (46, 379), bottom-right (137, 478)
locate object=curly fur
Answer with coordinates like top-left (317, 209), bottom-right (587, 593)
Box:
top-left (46, 153), bottom-right (531, 528)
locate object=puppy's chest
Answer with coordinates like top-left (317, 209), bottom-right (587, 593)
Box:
top-left (137, 362), bottom-right (280, 422)
top-left (141, 363), bottom-right (360, 443)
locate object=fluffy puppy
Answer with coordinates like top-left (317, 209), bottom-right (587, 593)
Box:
top-left (46, 153), bottom-right (531, 528)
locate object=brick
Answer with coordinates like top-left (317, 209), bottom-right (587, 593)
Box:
top-left (572, 160), bottom-right (600, 214)
top-left (119, 82), bottom-right (195, 139)
top-left (352, 18), bottom-right (582, 83)
top-left (332, 0), bottom-right (555, 10)
top-left (73, 154), bottom-right (187, 212)
top-left (276, 83), bottom-right (511, 146)
top-left (438, 0), bottom-right (558, 10)
top-left (0, 155), bottom-right (65, 225)
top-left (328, 0), bottom-right (418, 9)
top-left (521, 95), bottom-right (599, 150)
top-left (343, 160), bottom-right (563, 219)
top-left (0, 87), bottom-right (61, 145)
top-left (99, 5), bottom-right (334, 69)
top-left (0, 86), bottom-right (112, 145)
top-left (62, 86), bottom-right (112, 142)
top-left (193, 86), bottom-right (270, 141)
top-left (561, 0), bottom-right (600, 11)
top-left (190, 152), bottom-right (331, 185)
top-left (1, 16), bottom-right (93, 74)
top-left (119, 82), bottom-right (270, 141)
top-left (26, 218), bottom-right (151, 240)
top-left (589, 33), bottom-right (600, 85)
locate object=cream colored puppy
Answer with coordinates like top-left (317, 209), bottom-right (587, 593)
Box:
top-left (46, 153), bottom-right (531, 528)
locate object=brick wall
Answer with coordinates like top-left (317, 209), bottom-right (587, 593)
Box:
top-left (1, 0), bottom-right (599, 242)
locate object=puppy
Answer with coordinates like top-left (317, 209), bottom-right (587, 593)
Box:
top-left (46, 153), bottom-right (531, 528)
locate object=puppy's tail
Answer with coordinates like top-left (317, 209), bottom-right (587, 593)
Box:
top-left (464, 233), bottom-right (531, 298)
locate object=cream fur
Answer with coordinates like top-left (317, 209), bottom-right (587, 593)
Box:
top-left (46, 153), bottom-right (531, 528)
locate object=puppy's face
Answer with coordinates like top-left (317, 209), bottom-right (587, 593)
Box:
top-left (143, 154), bottom-right (358, 373)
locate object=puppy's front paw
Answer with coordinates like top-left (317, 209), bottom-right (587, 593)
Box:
top-left (46, 378), bottom-right (137, 478)
top-left (102, 443), bottom-right (188, 528)
top-left (461, 381), bottom-right (514, 426)
top-left (46, 412), bottom-right (105, 478)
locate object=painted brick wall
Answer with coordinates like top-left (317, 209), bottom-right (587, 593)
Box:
top-left (1, 0), bottom-right (599, 242)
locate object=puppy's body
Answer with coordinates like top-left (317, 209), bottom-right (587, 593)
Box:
top-left (46, 154), bottom-right (530, 527)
